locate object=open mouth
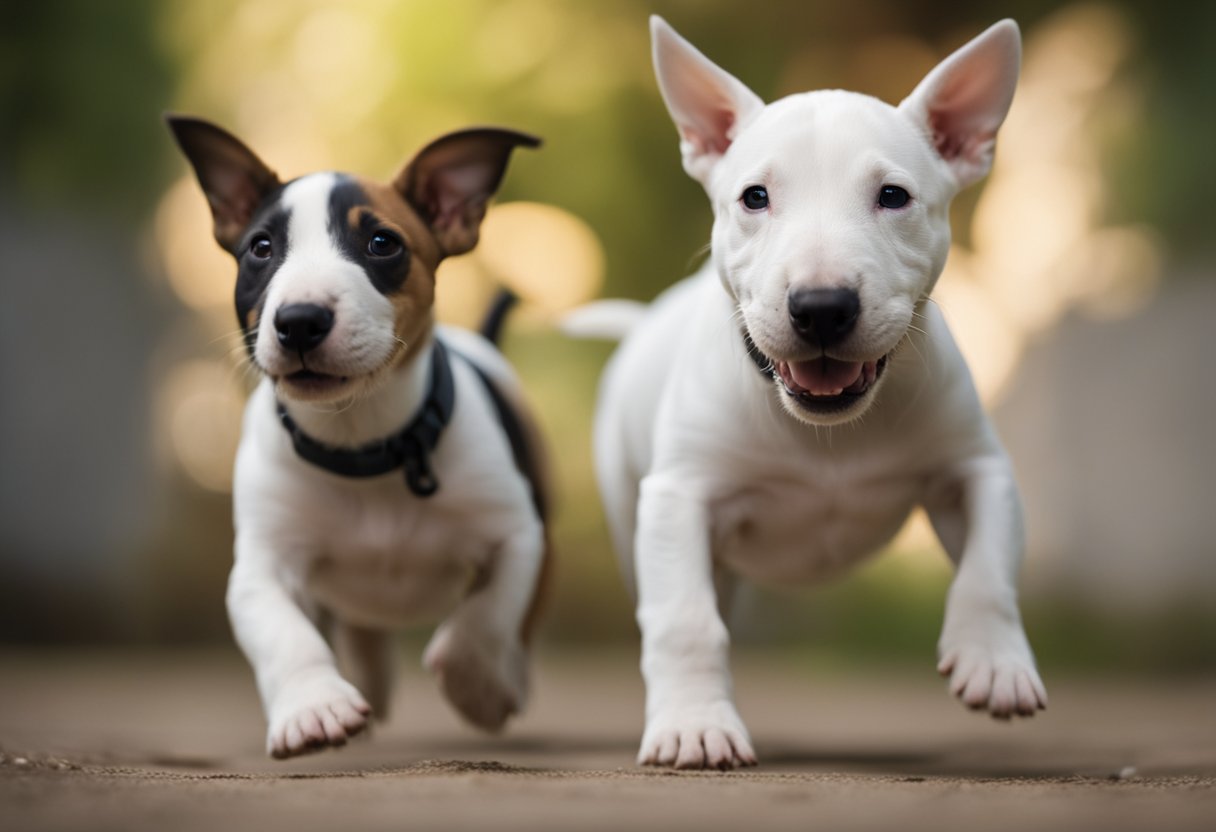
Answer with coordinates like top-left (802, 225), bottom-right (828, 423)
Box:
top-left (774, 354), bottom-right (888, 413)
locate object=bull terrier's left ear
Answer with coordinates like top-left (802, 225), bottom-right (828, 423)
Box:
top-left (394, 128), bottom-right (541, 258)
top-left (899, 20), bottom-right (1021, 190)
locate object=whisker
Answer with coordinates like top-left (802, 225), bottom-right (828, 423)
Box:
top-left (904, 333), bottom-right (926, 367)
top-left (207, 326), bottom-right (251, 349)
top-left (685, 243), bottom-right (712, 272)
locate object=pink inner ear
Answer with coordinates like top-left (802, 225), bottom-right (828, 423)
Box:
top-left (685, 106), bottom-right (736, 155)
top-left (429, 162), bottom-right (495, 227)
top-left (210, 165), bottom-right (263, 228)
top-left (926, 60), bottom-right (1009, 163)
top-left (931, 114), bottom-right (993, 163)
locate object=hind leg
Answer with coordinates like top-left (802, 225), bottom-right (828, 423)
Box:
top-left (423, 520), bottom-right (546, 732)
top-left (594, 421), bottom-right (639, 595)
top-left (332, 623), bottom-right (395, 720)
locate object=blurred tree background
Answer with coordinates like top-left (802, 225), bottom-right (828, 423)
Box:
top-left (1, 0), bottom-right (1213, 673)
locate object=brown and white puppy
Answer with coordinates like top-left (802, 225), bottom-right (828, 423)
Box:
top-left (167, 116), bottom-right (549, 759)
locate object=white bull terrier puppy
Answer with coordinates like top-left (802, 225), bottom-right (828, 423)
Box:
top-left (567, 17), bottom-right (1046, 770)
top-left (167, 117), bottom-right (551, 758)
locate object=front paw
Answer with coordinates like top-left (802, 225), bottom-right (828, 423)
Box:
top-left (639, 701), bottom-right (757, 770)
top-left (423, 624), bottom-right (528, 733)
top-left (938, 629), bottom-right (1048, 719)
top-left (266, 670), bottom-right (371, 759)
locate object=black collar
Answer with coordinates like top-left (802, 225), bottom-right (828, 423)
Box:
top-left (276, 339), bottom-right (454, 497)
top-left (742, 330), bottom-right (775, 380)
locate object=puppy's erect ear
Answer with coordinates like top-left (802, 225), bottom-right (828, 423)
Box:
top-left (394, 128), bottom-right (541, 259)
top-left (164, 115), bottom-right (281, 254)
top-left (650, 15), bottom-right (764, 185)
top-left (899, 20), bottom-right (1021, 190)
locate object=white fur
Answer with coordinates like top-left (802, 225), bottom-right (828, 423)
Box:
top-left (229, 174), bottom-right (544, 758)
top-left (589, 17), bottom-right (1045, 770)
top-left (253, 174), bottom-right (401, 388)
top-left (559, 299), bottom-right (648, 341)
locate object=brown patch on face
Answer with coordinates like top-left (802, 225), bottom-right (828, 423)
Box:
top-left (354, 176), bottom-right (444, 367)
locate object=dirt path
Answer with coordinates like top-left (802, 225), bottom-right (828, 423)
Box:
top-left (2, 648), bottom-right (1213, 831)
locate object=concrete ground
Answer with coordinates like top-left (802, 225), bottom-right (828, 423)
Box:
top-left (2, 647), bottom-right (1213, 831)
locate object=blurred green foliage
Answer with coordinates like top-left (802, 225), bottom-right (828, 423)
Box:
top-left (0, 0), bottom-right (174, 219)
top-left (1107, 0), bottom-right (1216, 254)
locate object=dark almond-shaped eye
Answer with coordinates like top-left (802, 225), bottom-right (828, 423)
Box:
top-left (877, 185), bottom-right (911, 210)
top-left (741, 185), bottom-right (769, 211)
top-left (368, 231), bottom-right (402, 257)
top-left (249, 234), bottom-right (272, 259)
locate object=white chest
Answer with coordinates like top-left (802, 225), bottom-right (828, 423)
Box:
top-left (709, 462), bottom-right (923, 585)
top-left (297, 481), bottom-right (494, 629)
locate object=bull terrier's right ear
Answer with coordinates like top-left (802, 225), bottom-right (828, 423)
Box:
top-left (650, 16), bottom-right (764, 186)
top-left (164, 114), bottom-right (281, 254)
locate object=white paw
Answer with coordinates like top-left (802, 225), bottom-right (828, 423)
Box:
top-left (423, 623), bottom-right (528, 733)
top-left (938, 630), bottom-right (1048, 719)
top-left (266, 670), bottom-right (371, 759)
top-left (638, 701), bottom-right (757, 770)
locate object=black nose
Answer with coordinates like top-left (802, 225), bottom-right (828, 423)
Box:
top-left (788, 287), bottom-right (860, 348)
top-left (274, 303), bottom-right (334, 353)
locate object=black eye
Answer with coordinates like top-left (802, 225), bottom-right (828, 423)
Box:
top-left (878, 185), bottom-right (910, 210)
top-left (250, 234), bottom-right (272, 259)
top-left (368, 232), bottom-right (402, 257)
top-left (741, 185), bottom-right (769, 211)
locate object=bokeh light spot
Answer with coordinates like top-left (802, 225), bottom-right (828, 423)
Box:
top-left (157, 360), bottom-right (246, 493)
top-left (156, 176), bottom-right (234, 311)
top-left (434, 201), bottom-right (606, 327)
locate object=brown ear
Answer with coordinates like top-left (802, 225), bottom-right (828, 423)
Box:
top-left (164, 114), bottom-right (281, 253)
top-left (394, 128), bottom-right (541, 258)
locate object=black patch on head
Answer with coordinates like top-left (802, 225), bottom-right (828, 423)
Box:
top-left (327, 177), bottom-right (412, 296)
top-left (233, 184), bottom-right (290, 356)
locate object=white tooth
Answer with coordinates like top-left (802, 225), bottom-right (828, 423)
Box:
top-left (832, 388), bottom-right (843, 396)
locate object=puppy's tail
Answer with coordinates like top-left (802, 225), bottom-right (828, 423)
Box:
top-left (478, 288), bottom-right (519, 347)
top-left (559, 299), bottom-right (648, 341)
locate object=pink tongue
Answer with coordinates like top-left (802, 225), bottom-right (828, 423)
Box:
top-left (788, 357), bottom-right (863, 395)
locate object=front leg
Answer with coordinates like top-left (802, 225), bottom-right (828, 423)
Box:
top-left (633, 473), bottom-right (756, 770)
top-left (227, 539), bottom-right (371, 758)
top-left (423, 519), bottom-right (546, 732)
top-left (927, 457), bottom-right (1047, 718)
